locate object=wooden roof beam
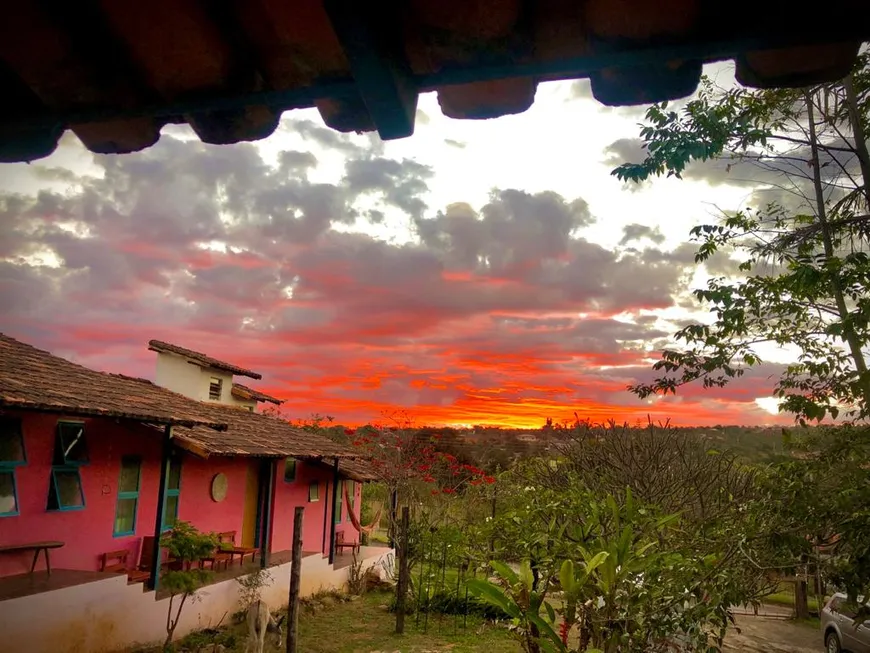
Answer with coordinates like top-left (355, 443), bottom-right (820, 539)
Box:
top-left (324, 0), bottom-right (418, 140)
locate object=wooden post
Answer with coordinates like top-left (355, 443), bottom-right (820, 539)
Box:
top-left (328, 458), bottom-right (339, 565)
top-left (388, 489), bottom-right (398, 548)
top-left (286, 506), bottom-right (304, 653)
top-left (260, 459), bottom-right (276, 568)
top-left (395, 506), bottom-right (410, 634)
top-left (321, 480), bottom-right (330, 555)
top-left (149, 424), bottom-right (172, 591)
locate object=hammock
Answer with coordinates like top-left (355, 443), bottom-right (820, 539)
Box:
top-left (344, 483), bottom-right (382, 534)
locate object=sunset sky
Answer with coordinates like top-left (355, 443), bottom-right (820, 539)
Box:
top-left (0, 62), bottom-right (795, 428)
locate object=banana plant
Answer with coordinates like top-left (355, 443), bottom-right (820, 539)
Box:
top-left (468, 560), bottom-right (604, 653)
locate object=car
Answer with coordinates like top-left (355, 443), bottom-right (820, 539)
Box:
top-left (822, 592), bottom-right (870, 652)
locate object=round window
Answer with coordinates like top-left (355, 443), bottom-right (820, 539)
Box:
top-left (210, 473), bottom-right (228, 502)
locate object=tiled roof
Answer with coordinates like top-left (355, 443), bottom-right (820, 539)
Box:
top-left (231, 383), bottom-right (283, 405)
top-left (337, 457), bottom-right (378, 482)
top-left (0, 333), bottom-right (357, 460)
top-left (148, 340), bottom-right (261, 380)
top-left (172, 403), bottom-right (357, 459)
top-left (1, 2), bottom-right (867, 162)
top-left (0, 333), bottom-right (225, 428)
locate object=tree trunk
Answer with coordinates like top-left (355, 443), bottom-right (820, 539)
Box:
top-left (843, 74), bottom-right (870, 209)
top-left (794, 579), bottom-right (810, 620)
top-left (805, 91), bottom-right (870, 408)
top-left (395, 506), bottom-right (410, 634)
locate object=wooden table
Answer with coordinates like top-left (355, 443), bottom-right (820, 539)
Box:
top-left (0, 541), bottom-right (65, 576)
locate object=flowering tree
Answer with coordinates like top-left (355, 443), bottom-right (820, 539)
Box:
top-left (346, 423), bottom-right (494, 503)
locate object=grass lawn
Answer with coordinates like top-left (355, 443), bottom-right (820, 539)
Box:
top-left (763, 589), bottom-right (821, 613)
top-left (156, 589), bottom-right (520, 653)
top-left (296, 590), bottom-right (520, 653)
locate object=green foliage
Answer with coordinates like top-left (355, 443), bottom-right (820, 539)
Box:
top-left (159, 522), bottom-right (219, 649)
top-left (388, 588), bottom-right (509, 620)
top-left (612, 56), bottom-right (870, 422)
top-left (235, 568), bottom-right (273, 613)
top-left (751, 425), bottom-right (870, 611)
top-left (469, 476), bottom-right (754, 652)
top-left (160, 521), bottom-right (218, 566)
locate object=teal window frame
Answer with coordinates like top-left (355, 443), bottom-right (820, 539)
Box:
top-left (334, 480), bottom-right (343, 524)
top-left (308, 481), bottom-right (319, 502)
top-left (47, 420), bottom-right (86, 512)
top-left (346, 480), bottom-right (355, 522)
top-left (0, 471), bottom-right (19, 517)
top-left (284, 458), bottom-right (297, 483)
top-left (161, 455), bottom-right (182, 531)
top-left (113, 456), bottom-right (141, 537)
top-left (0, 417), bottom-right (25, 517)
top-left (47, 466), bottom-right (86, 511)
top-left (54, 421), bottom-right (89, 465)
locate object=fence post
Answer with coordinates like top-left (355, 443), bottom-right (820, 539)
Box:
top-left (395, 506), bottom-right (410, 634)
top-left (286, 506), bottom-right (304, 653)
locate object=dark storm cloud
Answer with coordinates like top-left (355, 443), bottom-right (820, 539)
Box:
top-left (601, 138), bottom-right (648, 168)
top-left (620, 223), bottom-right (666, 245)
top-left (343, 157), bottom-right (433, 220)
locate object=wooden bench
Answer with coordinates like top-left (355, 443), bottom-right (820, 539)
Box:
top-left (335, 531), bottom-right (360, 555)
top-left (100, 549), bottom-right (150, 584)
top-left (0, 541), bottom-right (64, 576)
top-left (215, 530), bottom-right (258, 566)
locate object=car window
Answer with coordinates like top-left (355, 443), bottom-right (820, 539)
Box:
top-left (840, 601), bottom-right (860, 619)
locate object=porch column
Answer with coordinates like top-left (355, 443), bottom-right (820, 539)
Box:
top-left (328, 457), bottom-right (339, 564)
top-left (321, 478), bottom-right (330, 555)
top-left (259, 459), bottom-right (276, 569)
top-left (149, 424), bottom-right (172, 590)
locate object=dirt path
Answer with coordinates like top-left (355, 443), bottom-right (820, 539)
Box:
top-left (723, 606), bottom-right (821, 653)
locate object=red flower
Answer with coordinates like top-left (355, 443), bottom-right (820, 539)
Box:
top-left (418, 464), bottom-right (431, 472)
top-left (431, 489), bottom-right (440, 495)
top-left (442, 487), bottom-right (456, 494)
top-left (344, 428), bottom-right (356, 436)
top-left (422, 475), bottom-right (436, 483)
top-left (469, 479), bottom-right (482, 486)
top-left (484, 476), bottom-right (496, 484)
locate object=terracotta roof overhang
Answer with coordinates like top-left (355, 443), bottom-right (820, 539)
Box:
top-left (0, 334), bottom-right (228, 430)
top-left (231, 383), bottom-right (283, 405)
top-left (148, 339), bottom-right (262, 380)
top-left (0, 400), bottom-right (226, 430)
top-left (336, 458), bottom-right (379, 483)
top-left (1, 1), bottom-right (868, 162)
top-left (171, 403), bottom-right (361, 460)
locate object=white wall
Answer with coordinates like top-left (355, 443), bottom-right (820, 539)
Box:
top-left (154, 352), bottom-right (234, 404)
top-left (0, 547), bottom-right (394, 653)
top-left (226, 392), bottom-right (257, 412)
top-left (197, 366), bottom-right (234, 403)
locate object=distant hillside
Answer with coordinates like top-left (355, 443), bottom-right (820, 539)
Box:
top-left (301, 417), bottom-right (807, 468)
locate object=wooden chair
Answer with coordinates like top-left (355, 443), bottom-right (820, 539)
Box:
top-left (137, 536), bottom-right (180, 575)
top-left (335, 531), bottom-right (360, 555)
top-left (216, 531), bottom-right (258, 566)
top-left (101, 549), bottom-right (150, 584)
top-left (199, 533), bottom-right (233, 571)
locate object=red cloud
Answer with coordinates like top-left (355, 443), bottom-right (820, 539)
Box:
top-left (0, 131), bottom-right (792, 429)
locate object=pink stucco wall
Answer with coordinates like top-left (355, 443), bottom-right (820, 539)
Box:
top-left (1, 412), bottom-right (252, 576)
top-left (270, 460), bottom-right (361, 556)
